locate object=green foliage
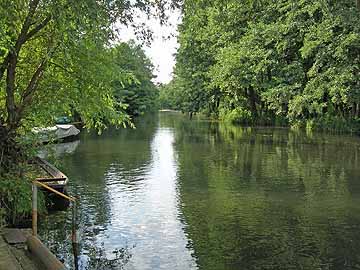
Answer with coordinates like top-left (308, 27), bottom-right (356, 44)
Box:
top-left (111, 41), bottom-right (158, 117)
top-left (0, 0), bottom-right (179, 225)
top-left (0, 174), bottom-right (46, 226)
top-left (0, 0), bottom-right (180, 133)
top-left (158, 80), bottom-right (185, 110)
top-left (164, 0), bottom-right (360, 132)
top-left (219, 107), bottom-right (253, 125)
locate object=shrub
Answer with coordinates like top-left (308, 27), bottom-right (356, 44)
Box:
top-left (0, 174), bottom-right (46, 226)
top-left (220, 108), bottom-right (253, 125)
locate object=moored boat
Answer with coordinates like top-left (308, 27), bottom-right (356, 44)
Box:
top-left (35, 157), bottom-right (70, 209)
top-left (33, 124), bottom-right (80, 143)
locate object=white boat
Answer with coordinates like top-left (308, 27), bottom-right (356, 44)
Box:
top-left (33, 124), bottom-right (80, 143)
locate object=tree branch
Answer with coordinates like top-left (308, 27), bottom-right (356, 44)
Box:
top-left (49, 61), bottom-right (76, 75)
top-left (5, 53), bottom-right (17, 128)
top-left (0, 0), bottom-right (42, 84)
top-left (4, 0), bottom-right (53, 129)
top-left (17, 59), bottom-right (48, 119)
top-left (25, 16), bottom-right (52, 41)
top-left (15, 0), bottom-right (41, 52)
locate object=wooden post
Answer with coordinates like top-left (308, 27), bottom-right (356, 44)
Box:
top-left (72, 201), bottom-right (79, 270)
top-left (32, 182), bottom-right (38, 236)
top-left (71, 201), bottom-right (78, 244)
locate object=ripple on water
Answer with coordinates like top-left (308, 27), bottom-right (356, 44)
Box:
top-left (39, 114), bottom-right (360, 270)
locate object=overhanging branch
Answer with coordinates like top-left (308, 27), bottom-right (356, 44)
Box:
top-left (17, 59), bottom-right (48, 117)
top-left (25, 16), bottom-right (52, 41)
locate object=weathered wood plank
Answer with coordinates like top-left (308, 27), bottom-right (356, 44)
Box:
top-left (10, 247), bottom-right (40, 270)
top-left (0, 234), bottom-right (22, 270)
top-left (3, 229), bottom-right (27, 244)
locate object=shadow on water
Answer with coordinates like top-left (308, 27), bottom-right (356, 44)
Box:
top-left (167, 113), bottom-right (360, 270)
top-left (39, 113), bottom-right (196, 269)
top-left (39, 112), bottom-right (360, 270)
top-left (39, 115), bottom-right (159, 269)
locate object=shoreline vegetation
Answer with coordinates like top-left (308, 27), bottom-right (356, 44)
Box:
top-left (1, 0), bottom-right (360, 247)
top-left (158, 0), bottom-right (360, 135)
top-left (0, 0), bottom-right (180, 227)
top-left (159, 109), bottom-right (360, 135)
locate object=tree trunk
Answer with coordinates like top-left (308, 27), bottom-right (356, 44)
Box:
top-left (247, 87), bottom-right (258, 117)
top-left (1, 0), bottom-right (53, 174)
top-left (3, 0), bottom-right (51, 131)
top-left (0, 122), bottom-right (25, 175)
top-left (6, 52), bottom-right (18, 129)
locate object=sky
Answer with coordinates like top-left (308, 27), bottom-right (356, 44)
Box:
top-left (118, 11), bottom-right (181, 84)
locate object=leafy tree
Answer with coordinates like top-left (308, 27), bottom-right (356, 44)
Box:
top-left (111, 41), bottom-right (158, 117)
top-left (158, 80), bottom-right (185, 110)
top-left (0, 0), bottom-right (180, 225)
top-left (169, 0), bottom-right (360, 130)
top-left (0, 0), bottom-right (180, 172)
top-left (173, 0), bottom-right (219, 117)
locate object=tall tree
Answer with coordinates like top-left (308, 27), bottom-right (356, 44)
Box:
top-left (170, 0), bottom-right (360, 129)
top-left (112, 41), bottom-right (158, 117)
top-left (0, 0), bottom-right (181, 172)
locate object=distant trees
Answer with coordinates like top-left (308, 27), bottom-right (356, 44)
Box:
top-left (164, 0), bottom-right (360, 131)
top-left (0, 0), bottom-right (180, 173)
top-left (0, 0), bottom-right (180, 224)
top-left (158, 80), bottom-right (185, 111)
top-left (112, 42), bottom-right (158, 117)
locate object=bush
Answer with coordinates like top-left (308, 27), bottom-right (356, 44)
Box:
top-left (220, 107), bottom-right (253, 124)
top-left (299, 116), bottom-right (360, 134)
top-left (0, 174), bottom-right (46, 226)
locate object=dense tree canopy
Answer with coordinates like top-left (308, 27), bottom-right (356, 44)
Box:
top-left (163, 0), bottom-right (360, 131)
top-left (112, 41), bottom-right (158, 117)
top-left (0, 0), bottom-right (180, 224)
top-left (0, 0), bottom-right (180, 173)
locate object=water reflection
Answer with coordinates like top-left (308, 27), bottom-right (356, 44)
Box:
top-left (37, 140), bottom-right (80, 158)
top-left (168, 114), bottom-right (360, 270)
top-left (40, 112), bottom-right (360, 270)
top-left (98, 128), bottom-right (197, 269)
top-left (40, 115), bottom-right (197, 269)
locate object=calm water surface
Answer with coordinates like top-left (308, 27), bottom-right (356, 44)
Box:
top-left (40, 112), bottom-right (360, 270)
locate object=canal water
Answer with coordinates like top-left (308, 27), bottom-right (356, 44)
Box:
top-left (40, 112), bottom-right (360, 270)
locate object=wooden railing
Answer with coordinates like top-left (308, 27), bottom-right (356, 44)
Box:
top-left (32, 180), bottom-right (76, 231)
top-left (30, 179), bottom-right (80, 269)
top-left (31, 179), bottom-right (79, 249)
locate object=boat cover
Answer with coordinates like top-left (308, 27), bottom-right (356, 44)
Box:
top-left (33, 124), bottom-right (80, 142)
top-left (55, 125), bottom-right (80, 139)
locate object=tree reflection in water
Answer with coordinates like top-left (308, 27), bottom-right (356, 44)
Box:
top-left (78, 242), bottom-right (133, 270)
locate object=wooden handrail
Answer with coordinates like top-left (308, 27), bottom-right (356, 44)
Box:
top-left (31, 180), bottom-right (79, 268)
top-left (33, 180), bottom-right (76, 202)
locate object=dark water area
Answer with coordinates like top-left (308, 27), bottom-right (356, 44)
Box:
top-left (39, 112), bottom-right (360, 270)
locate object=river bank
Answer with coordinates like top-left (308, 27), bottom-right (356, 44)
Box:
top-left (165, 109), bottom-right (360, 135)
top-left (0, 227), bottom-right (67, 270)
top-left (0, 156), bottom-right (71, 270)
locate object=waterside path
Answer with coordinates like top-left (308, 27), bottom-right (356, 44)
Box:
top-left (0, 229), bottom-right (40, 270)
